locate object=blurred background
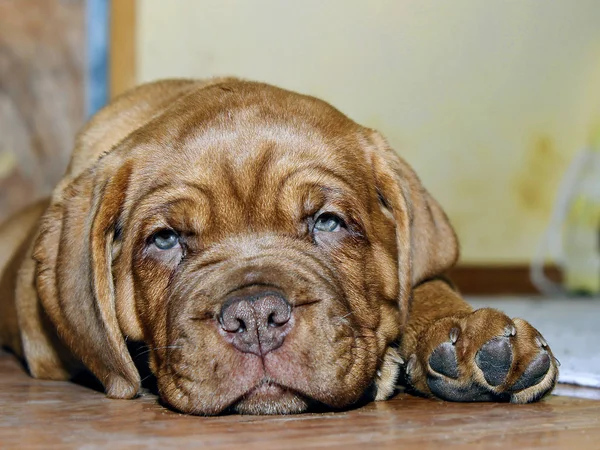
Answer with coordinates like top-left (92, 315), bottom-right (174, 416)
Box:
top-left (1, 0), bottom-right (600, 296)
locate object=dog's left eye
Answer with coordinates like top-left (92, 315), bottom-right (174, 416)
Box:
top-left (314, 213), bottom-right (344, 232)
top-left (152, 229), bottom-right (180, 250)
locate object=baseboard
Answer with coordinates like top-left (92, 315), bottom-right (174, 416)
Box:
top-left (448, 265), bottom-right (562, 295)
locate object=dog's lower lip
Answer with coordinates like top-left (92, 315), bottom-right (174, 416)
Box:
top-left (248, 381), bottom-right (287, 397)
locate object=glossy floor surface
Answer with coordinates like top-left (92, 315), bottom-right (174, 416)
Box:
top-left (1, 351), bottom-right (599, 449)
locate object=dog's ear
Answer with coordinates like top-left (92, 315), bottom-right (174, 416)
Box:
top-left (366, 131), bottom-right (459, 316)
top-left (32, 156), bottom-right (140, 399)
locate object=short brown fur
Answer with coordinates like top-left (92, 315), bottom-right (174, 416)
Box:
top-left (0, 79), bottom-right (557, 414)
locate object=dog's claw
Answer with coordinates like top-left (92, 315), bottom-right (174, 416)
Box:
top-left (535, 336), bottom-right (548, 348)
top-left (391, 354), bottom-right (405, 365)
top-left (406, 354), bottom-right (417, 374)
top-left (449, 327), bottom-right (460, 344)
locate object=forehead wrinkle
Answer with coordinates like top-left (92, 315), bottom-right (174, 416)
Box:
top-left (133, 114), bottom-right (369, 234)
top-left (160, 198), bottom-right (209, 233)
top-left (275, 164), bottom-right (357, 202)
top-left (125, 182), bottom-right (215, 234)
top-left (218, 157), bottom-right (244, 207)
top-left (247, 142), bottom-right (277, 215)
top-left (293, 182), bottom-right (367, 224)
top-left (131, 182), bottom-right (214, 211)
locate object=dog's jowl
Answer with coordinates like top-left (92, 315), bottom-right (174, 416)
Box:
top-left (0, 79), bottom-right (558, 415)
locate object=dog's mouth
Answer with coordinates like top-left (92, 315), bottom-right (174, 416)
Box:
top-left (229, 378), bottom-right (312, 415)
top-left (154, 347), bottom-right (380, 415)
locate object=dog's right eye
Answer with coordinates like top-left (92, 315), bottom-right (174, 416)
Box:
top-left (313, 213), bottom-right (345, 233)
top-left (152, 229), bottom-right (180, 250)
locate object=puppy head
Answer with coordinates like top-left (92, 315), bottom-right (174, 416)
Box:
top-left (32, 80), bottom-right (457, 415)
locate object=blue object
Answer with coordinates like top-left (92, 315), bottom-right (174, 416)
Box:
top-left (86, 0), bottom-right (109, 117)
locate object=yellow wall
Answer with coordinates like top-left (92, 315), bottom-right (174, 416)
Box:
top-left (136, 0), bottom-right (600, 264)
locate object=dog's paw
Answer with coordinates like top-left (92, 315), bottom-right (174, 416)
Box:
top-left (404, 308), bottom-right (558, 403)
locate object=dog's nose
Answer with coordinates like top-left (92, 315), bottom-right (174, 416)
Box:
top-left (219, 289), bottom-right (292, 356)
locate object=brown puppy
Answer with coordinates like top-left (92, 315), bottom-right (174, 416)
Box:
top-left (0, 79), bottom-right (558, 415)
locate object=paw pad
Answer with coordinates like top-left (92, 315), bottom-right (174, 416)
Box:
top-left (510, 352), bottom-right (551, 391)
top-left (475, 337), bottom-right (513, 386)
top-left (427, 376), bottom-right (503, 402)
top-left (429, 342), bottom-right (459, 379)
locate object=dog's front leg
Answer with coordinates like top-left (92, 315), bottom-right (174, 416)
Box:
top-left (398, 279), bottom-right (558, 403)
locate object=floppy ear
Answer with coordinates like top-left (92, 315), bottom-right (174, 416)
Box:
top-left (32, 157), bottom-right (140, 399)
top-left (25, 79), bottom-right (212, 397)
top-left (366, 131), bottom-right (459, 311)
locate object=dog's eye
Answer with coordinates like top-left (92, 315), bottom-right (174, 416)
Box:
top-left (152, 229), bottom-right (180, 250)
top-left (314, 213), bottom-right (344, 232)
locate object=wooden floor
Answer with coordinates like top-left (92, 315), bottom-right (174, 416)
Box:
top-left (1, 351), bottom-right (599, 449)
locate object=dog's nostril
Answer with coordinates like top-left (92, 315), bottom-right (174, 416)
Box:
top-left (267, 307), bottom-right (290, 327)
top-left (219, 299), bottom-right (254, 333)
top-left (267, 313), bottom-right (279, 327)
